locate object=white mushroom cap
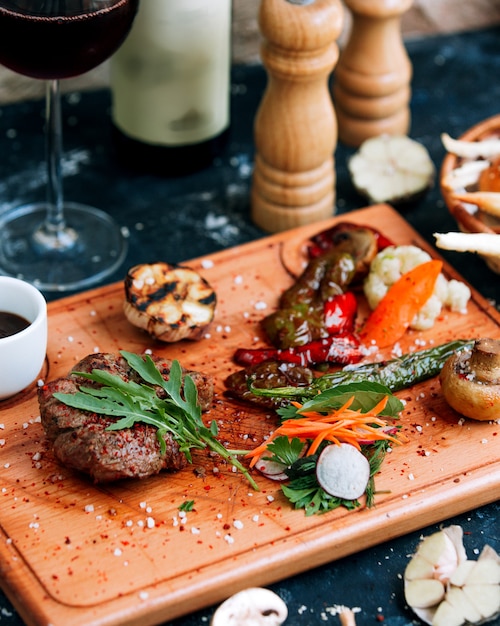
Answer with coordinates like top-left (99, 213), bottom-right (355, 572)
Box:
top-left (211, 587), bottom-right (288, 626)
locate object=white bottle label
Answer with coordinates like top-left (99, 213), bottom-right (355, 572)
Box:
top-left (110, 0), bottom-right (231, 147)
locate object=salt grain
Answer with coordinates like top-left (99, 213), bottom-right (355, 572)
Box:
top-left (233, 520), bottom-right (244, 530)
top-left (254, 301), bottom-right (267, 310)
top-left (201, 259), bottom-right (214, 269)
top-left (224, 534), bottom-right (234, 544)
top-left (84, 504), bottom-right (95, 513)
top-left (146, 517), bottom-right (155, 528)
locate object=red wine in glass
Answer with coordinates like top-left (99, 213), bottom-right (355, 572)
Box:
top-left (0, 0), bottom-right (138, 79)
top-left (0, 0), bottom-right (139, 292)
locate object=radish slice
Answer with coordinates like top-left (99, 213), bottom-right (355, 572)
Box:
top-left (254, 458), bottom-right (289, 482)
top-left (316, 443), bottom-right (370, 500)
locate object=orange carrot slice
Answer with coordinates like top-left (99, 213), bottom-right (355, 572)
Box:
top-left (359, 259), bottom-right (443, 348)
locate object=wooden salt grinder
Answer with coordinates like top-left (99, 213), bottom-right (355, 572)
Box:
top-left (251, 0), bottom-right (343, 233)
top-left (333, 0), bottom-right (413, 147)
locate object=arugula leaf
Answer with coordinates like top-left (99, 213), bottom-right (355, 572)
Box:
top-left (53, 352), bottom-right (258, 490)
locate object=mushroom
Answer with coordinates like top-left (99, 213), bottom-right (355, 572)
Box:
top-left (211, 587), bottom-right (288, 626)
top-left (440, 338), bottom-right (500, 421)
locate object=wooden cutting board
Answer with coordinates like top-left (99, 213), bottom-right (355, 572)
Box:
top-left (1, 205), bottom-right (499, 626)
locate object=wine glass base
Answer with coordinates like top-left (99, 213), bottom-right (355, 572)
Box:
top-left (0, 203), bottom-right (128, 293)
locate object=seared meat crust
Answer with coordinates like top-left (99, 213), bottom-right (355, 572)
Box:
top-left (38, 353), bottom-right (214, 483)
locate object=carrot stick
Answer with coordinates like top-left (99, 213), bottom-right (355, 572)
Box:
top-left (359, 259), bottom-right (443, 348)
top-left (246, 394), bottom-right (402, 466)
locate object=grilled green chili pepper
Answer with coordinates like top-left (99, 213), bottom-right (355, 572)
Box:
top-left (262, 250), bottom-right (357, 349)
top-left (227, 339), bottom-right (473, 405)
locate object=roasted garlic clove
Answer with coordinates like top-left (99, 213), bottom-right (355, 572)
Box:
top-left (124, 262), bottom-right (216, 342)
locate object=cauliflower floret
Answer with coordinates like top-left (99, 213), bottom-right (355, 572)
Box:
top-left (364, 245), bottom-right (471, 331)
top-left (411, 294), bottom-right (443, 330)
top-left (445, 279), bottom-right (472, 313)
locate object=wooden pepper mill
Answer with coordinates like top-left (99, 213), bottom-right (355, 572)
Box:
top-left (251, 0), bottom-right (343, 233)
top-left (333, 0), bottom-right (413, 147)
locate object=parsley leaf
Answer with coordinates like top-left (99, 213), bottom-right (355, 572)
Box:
top-left (264, 436), bottom-right (305, 466)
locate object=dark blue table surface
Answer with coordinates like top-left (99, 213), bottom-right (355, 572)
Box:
top-left (0, 26), bottom-right (499, 626)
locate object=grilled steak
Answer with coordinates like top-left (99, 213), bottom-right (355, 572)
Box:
top-left (38, 353), bottom-right (214, 483)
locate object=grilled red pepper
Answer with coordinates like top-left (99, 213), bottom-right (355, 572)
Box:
top-left (234, 333), bottom-right (362, 368)
top-left (308, 222), bottom-right (394, 260)
top-left (323, 291), bottom-right (357, 335)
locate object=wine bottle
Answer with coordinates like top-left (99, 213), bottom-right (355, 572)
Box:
top-left (110, 0), bottom-right (231, 176)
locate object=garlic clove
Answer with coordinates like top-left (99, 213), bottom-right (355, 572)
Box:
top-left (411, 525), bottom-right (466, 582)
top-left (445, 586), bottom-right (483, 624)
top-left (404, 578), bottom-right (445, 609)
top-left (463, 583), bottom-right (500, 620)
top-left (432, 599), bottom-right (467, 626)
top-left (470, 558), bottom-right (500, 585)
top-left (449, 560), bottom-right (477, 587)
top-left (404, 554), bottom-right (436, 581)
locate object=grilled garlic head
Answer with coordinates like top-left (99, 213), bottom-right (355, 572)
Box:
top-left (404, 525), bottom-right (500, 626)
top-left (124, 262), bottom-right (216, 342)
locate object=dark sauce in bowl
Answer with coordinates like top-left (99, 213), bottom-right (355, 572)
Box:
top-left (0, 311), bottom-right (30, 338)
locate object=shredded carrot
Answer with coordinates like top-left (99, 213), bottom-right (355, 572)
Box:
top-left (359, 259), bottom-right (443, 348)
top-left (246, 394), bottom-right (402, 467)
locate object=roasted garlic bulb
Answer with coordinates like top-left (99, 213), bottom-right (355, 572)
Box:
top-left (124, 262), bottom-right (216, 342)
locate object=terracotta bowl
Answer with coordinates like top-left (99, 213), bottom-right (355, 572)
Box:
top-left (440, 113), bottom-right (500, 274)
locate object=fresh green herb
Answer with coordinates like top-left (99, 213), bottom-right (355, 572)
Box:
top-left (264, 436), bottom-right (305, 466)
top-left (277, 381), bottom-right (404, 420)
top-left (247, 382), bottom-right (404, 515)
top-left (52, 351), bottom-right (258, 490)
top-left (179, 500), bottom-right (195, 512)
top-left (265, 437), bottom-right (392, 516)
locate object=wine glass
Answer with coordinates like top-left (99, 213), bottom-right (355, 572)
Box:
top-left (0, 0), bottom-right (139, 292)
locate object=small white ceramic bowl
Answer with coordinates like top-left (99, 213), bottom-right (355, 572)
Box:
top-left (0, 277), bottom-right (47, 400)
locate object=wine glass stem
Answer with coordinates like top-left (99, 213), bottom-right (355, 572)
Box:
top-left (46, 79), bottom-right (64, 227)
top-left (32, 79), bottom-right (78, 252)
